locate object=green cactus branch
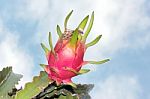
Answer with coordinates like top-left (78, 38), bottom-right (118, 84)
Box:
top-left (0, 67), bottom-right (22, 99)
top-left (32, 82), bottom-right (94, 99)
top-left (15, 71), bottom-right (51, 99)
top-left (0, 66), bottom-right (95, 99)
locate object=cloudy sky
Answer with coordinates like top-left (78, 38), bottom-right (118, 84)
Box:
top-left (0, 0), bottom-right (150, 99)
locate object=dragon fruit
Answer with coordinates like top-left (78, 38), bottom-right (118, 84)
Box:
top-left (40, 10), bottom-right (109, 87)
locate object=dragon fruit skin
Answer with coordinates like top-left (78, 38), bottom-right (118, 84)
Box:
top-left (46, 40), bottom-right (85, 85)
top-left (41, 10), bottom-right (110, 87)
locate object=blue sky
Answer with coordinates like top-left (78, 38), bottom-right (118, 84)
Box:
top-left (0, 0), bottom-right (150, 99)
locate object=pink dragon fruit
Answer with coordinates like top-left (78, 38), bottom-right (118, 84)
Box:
top-left (41, 10), bottom-right (109, 87)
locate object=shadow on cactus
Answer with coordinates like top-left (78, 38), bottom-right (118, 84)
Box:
top-left (40, 10), bottom-right (110, 87)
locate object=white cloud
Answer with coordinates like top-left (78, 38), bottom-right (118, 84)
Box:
top-left (17, 0), bottom-right (50, 20)
top-left (91, 75), bottom-right (142, 99)
top-left (91, 0), bottom-right (150, 55)
top-left (14, 0), bottom-right (150, 58)
top-left (0, 18), bottom-right (34, 87)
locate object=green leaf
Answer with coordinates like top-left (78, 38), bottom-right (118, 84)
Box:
top-left (70, 29), bottom-right (78, 45)
top-left (39, 64), bottom-right (47, 69)
top-left (78, 69), bottom-right (90, 74)
top-left (64, 10), bottom-right (73, 29)
top-left (41, 43), bottom-right (50, 55)
top-left (48, 32), bottom-right (55, 55)
top-left (82, 11), bottom-right (94, 42)
top-left (78, 15), bottom-right (89, 31)
top-left (86, 35), bottom-right (102, 48)
top-left (87, 59), bottom-right (110, 64)
top-left (57, 25), bottom-right (62, 38)
top-left (15, 71), bottom-right (51, 99)
top-left (0, 67), bottom-right (22, 99)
